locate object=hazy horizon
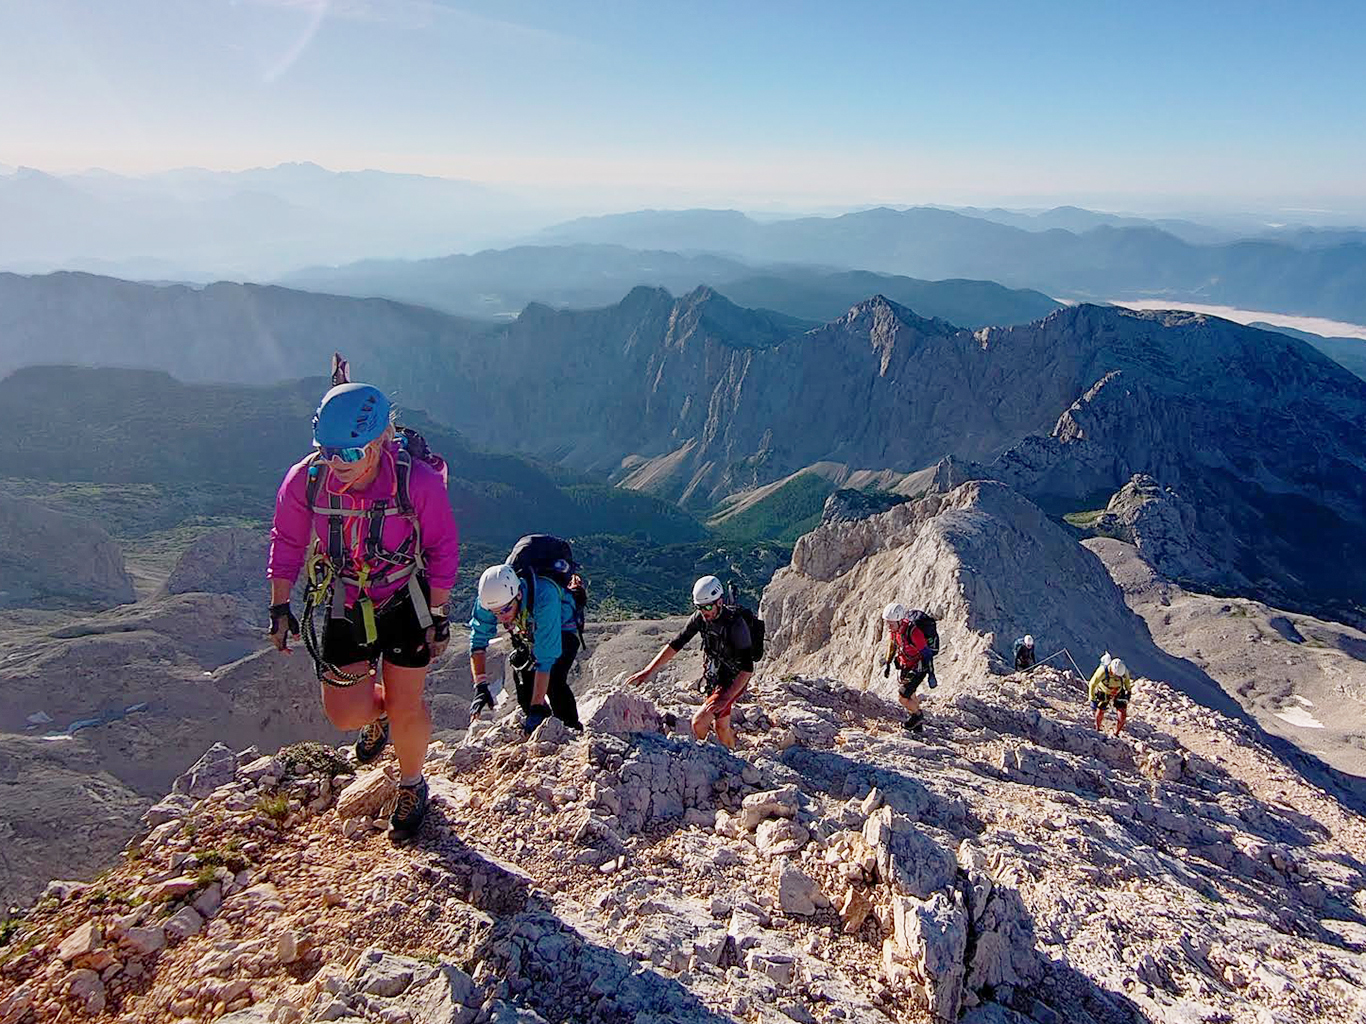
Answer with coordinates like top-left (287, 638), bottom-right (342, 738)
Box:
top-left (3, 0), bottom-right (1365, 218)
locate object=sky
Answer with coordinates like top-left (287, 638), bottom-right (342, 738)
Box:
top-left (2, 0), bottom-right (1365, 213)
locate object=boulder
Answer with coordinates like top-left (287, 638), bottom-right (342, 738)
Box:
top-left (172, 742), bottom-right (238, 798)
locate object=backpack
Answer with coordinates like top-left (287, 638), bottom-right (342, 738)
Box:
top-left (725, 582), bottom-right (765, 662)
top-left (506, 534), bottom-right (588, 636)
top-left (907, 609), bottom-right (940, 655)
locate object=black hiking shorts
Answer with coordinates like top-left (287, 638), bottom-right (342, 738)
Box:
top-left (323, 580), bottom-right (432, 672)
top-left (1092, 692), bottom-right (1129, 712)
top-left (898, 666), bottom-right (929, 699)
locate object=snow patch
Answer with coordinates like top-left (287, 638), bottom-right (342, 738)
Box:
top-left (1274, 706), bottom-right (1325, 729)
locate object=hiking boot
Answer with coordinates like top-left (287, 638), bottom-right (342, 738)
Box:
top-left (390, 777), bottom-right (429, 835)
top-left (903, 712), bottom-right (925, 734)
top-left (355, 716), bottom-right (390, 764)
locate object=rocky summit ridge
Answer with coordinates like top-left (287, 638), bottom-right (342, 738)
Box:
top-left (4, 657), bottom-right (1364, 1024)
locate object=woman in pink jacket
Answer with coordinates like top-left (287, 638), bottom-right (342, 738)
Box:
top-left (267, 381), bottom-right (459, 836)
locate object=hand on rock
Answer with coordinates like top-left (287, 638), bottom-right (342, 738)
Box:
top-left (626, 669), bottom-right (650, 687)
top-left (524, 704), bottom-right (552, 735)
top-left (469, 682), bottom-right (494, 720)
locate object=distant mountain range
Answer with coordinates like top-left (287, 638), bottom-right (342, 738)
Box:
top-left (4, 269), bottom-right (1364, 623)
top-left (280, 244), bottom-right (1062, 327)
top-left (536, 207), bottom-right (1366, 326)
top-left (0, 163), bottom-right (550, 279)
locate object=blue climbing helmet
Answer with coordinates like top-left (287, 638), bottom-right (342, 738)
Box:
top-left (312, 382), bottom-right (392, 449)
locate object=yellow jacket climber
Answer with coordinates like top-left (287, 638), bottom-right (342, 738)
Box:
top-left (1088, 657), bottom-right (1132, 735)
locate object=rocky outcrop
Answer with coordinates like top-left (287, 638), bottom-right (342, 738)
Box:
top-left (1089, 474), bottom-right (1227, 588)
top-left (0, 497), bottom-right (135, 610)
top-left (162, 528), bottom-right (269, 602)
top-left (760, 480), bottom-right (1210, 700)
top-left (819, 488), bottom-right (906, 526)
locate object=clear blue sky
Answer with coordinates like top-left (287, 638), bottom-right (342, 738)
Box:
top-left (3, 0), bottom-right (1364, 212)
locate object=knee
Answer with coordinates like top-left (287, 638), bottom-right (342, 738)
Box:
top-left (386, 693), bottom-right (431, 725)
top-left (323, 699), bottom-right (374, 731)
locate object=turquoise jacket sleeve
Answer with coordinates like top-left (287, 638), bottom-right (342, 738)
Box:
top-left (532, 575), bottom-right (565, 672)
top-left (468, 598), bottom-right (498, 653)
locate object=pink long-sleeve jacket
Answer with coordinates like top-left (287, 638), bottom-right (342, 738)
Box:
top-left (267, 445), bottom-right (459, 606)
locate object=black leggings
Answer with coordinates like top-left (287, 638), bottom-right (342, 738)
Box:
top-left (513, 632), bottom-right (582, 728)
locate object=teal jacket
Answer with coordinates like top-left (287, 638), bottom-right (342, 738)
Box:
top-left (468, 573), bottom-right (575, 672)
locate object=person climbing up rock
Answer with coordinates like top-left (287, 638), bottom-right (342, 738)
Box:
top-left (1089, 656), bottom-right (1133, 735)
top-left (267, 374), bottom-right (459, 838)
top-left (626, 575), bottom-right (754, 749)
top-left (467, 546), bottom-right (585, 735)
top-left (1014, 634), bottom-right (1036, 670)
top-left (882, 602), bottom-right (939, 733)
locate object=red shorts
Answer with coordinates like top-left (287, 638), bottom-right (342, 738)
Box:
top-left (702, 676), bottom-right (746, 718)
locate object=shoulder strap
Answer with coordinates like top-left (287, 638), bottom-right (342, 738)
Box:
top-left (394, 447), bottom-right (415, 516)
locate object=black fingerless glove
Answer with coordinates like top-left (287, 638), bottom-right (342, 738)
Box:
top-left (269, 602), bottom-right (300, 636)
top-left (469, 682), bottom-right (494, 719)
top-left (430, 614), bottom-right (450, 643)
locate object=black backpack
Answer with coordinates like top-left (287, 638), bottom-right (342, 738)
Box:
top-left (725, 582), bottom-right (765, 662)
top-left (506, 534), bottom-right (587, 635)
top-left (907, 609), bottom-right (940, 655)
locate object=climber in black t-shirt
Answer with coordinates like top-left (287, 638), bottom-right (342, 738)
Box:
top-left (627, 575), bottom-right (754, 748)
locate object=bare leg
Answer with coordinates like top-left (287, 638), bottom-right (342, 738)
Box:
top-left (691, 706), bottom-right (714, 742)
top-left (715, 714), bottom-right (737, 749)
top-left (320, 663), bottom-right (382, 730)
top-left (898, 693), bottom-right (922, 717)
top-left (378, 662), bottom-right (432, 781)
top-left (1114, 707), bottom-right (1128, 736)
top-left (1094, 707), bottom-right (1106, 731)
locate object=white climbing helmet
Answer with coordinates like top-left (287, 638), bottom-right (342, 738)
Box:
top-left (882, 601), bottom-right (909, 622)
top-left (1024, 634), bottom-right (1034, 647)
top-left (1109, 659), bottom-right (1128, 677)
top-left (478, 564), bottom-right (521, 611)
top-left (693, 575), bottom-right (725, 607)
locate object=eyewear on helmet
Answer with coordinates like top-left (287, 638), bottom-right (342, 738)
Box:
top-left (317, 443), bottom-right (369, 463)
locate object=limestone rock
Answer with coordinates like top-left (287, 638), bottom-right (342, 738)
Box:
top-left (163, 905), bottom-right (204, 943)
top-left (337, 769), bottom-right (397, 820)
top-left (862, 807), bottom-right (956, 899)
top-left (890, 893), bottom-right (968, 1021)
top-left (171, 742), bottom-right (238, 798)
top-left (56, 922), bottom-right (102, 963)
top-left (582, 690), bottom-right (664, 736)
top-left (777, 860), bottom-right (821, 917)
top-left (756, 818), bottom-right (810, 858)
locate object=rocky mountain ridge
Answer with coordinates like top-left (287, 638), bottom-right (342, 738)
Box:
top-left (4, 646), bottom-right (1364, 1024)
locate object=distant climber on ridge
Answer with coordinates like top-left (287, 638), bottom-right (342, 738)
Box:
top-left (468, 535), bottom-right (588, 735)
top-left (626, 575), bottom-right (756, 749)
top-left (267, 370), bottom-right (459, 838)
top-left (1089, 656), bottom-right (1133, 735)
top-left (882, 602), bottom-right (940, 733)
top-left (1014, 634), bottom-right (1036, 671)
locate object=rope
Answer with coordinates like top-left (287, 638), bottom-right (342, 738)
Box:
top-left (301, 553), bottom-right (372, 688)
top-left (1034, 647), bottom-right (1088, 680)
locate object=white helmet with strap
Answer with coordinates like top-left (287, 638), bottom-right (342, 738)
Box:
top-left (478, 564), bottom-right (521, 610)
top-left (882, 601), bottom-right (909, 622)
top-left (692, 575), bottom-right (724, 607)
